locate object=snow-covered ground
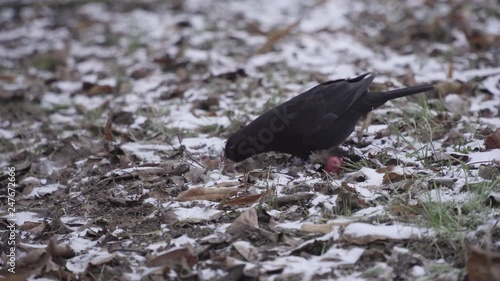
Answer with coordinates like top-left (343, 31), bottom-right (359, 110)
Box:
top-left (0, 0), bottom-right (499, 280)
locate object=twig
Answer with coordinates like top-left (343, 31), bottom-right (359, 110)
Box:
top-left (177, 133), bottom-right (206, 169)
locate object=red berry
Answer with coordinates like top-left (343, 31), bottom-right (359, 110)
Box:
top-left (325, 156), bottom-right (344, 173)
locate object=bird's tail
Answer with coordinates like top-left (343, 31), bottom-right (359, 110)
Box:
top-left (378, 84), bottom-right (434, 101)
top-left (361, 84), bottom-right (434, 111)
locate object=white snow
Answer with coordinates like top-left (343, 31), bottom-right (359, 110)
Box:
top-left (66, 249), bottom-right (116, 273)
top-left (3, 211), bottom-right (43, 225)
top-left (173, 206), bottom-right (223, 222)
top-left (20, 183), bottom-right (64, 199)
top-left (468, 149), bottom-right (500, 165)
top-left (171, 234), bottom-right (197, 247)
top-left (0, 128), bottom-right (15, 138)
top-left (120, 142), bottom-right (173, 162)
top-left (343, 223), bottom-right (432, 241)
top-left (352, 206), bottom-right (386, 217)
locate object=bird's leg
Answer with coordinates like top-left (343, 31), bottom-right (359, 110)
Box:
top-left (357, 112), bottom-right (373, 142)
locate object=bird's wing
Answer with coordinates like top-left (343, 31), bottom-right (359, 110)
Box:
top-left (284, 73), bottom-right (374, 137)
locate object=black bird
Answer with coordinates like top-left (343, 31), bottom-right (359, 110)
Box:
top-left (225, 73), bottom-right (433, 162)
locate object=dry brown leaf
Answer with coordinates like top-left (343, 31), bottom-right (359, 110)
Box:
top-left (160, 84), bottom-right (187, 100)
top-left (256, 19), bottom-right (301, 54)
top-left (220, 193), bottom-right (264, 207)
top-left (383, 172), bottom-right (405, 184)
top-left (213, 181), bottom-right (241, 188)
top-left (153, 54), bottom-right (176, 67)
top-left (149, 189), bottom-right (170, 200)
top-left (389, 204), bottom-right (422, 216)
top-left (335, 187), bottom-right (368, 214)
top-left (111, 111), bottom-right (134, 125)
top-left (301, 218), bottom-right (352, 234)
top-left (478, 165), bottom-right (500, 180)
top-left (434, 81), bottom-right (464, 96)
top-left (221, 188), bottom-right (274, 207)
top-left (47, 238), bottom-right (76, 259)
top-left (465, 30), bottom-right (499, 52)
top-left (87, 84), bottom-right (114, 96)
top-left (104, 117), bottom-right (114, 142)
top-left (467, 246), bottom-right (500, 281)
top-left (226, 208), bottom-right (259, 235)
top-left (485, 129), bottom-right (500, 150)
top-left (20, 221), bottom-right (47, 234)
top-left (183, 166), bottom-right (205, 184)
top-left (147, 245), bottom-right (197, 268)
top-left (0, 74), bottom-right (16, 83)
top-left (447, 60), bottom-right (454, 79)
top-left (130, 67), bottom-right (153, 79)
top-left (176, 187), bottom-right (238, 202)
top-left (376, 166), bottom-right (408, 185)
top-left (16, 249), bottom-right (49, 268)
top-left (301, 223), bottom-right (334, 234)
top-left (0, 273), bottom-right (28, 281)
top-left (375, 166), bottom-right (391, 173)
top-left (233, 241), bottom-right (260, 262)
top-left (89, 253), bottom-right (118, 266)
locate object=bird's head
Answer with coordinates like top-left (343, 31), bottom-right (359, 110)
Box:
top-left (224, 132), bottom-right (258, 162)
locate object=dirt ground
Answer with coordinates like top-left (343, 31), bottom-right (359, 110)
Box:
top-left (0, 0), bottom-right (499, 280)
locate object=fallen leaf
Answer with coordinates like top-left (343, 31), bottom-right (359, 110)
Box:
top-left (147, 245), bottom-right (197, 269)
top-left (16, 248), bottom-right (49, 269)
top-left (47, 238), bottom-right (76, 259)
top-left (220, 193), bottom-right (264, 207)
top-left (389, 204), bottom-right (423, 216)
top-left (233, 241), bottom-right (260, 262)
top-left (111, 111), bottom-right (134, 125)
top-left (192, 96), bottom-right (220, 111)
top-left (153, 54), bottom-right (175, 67)
top-left (300, 223), bottom-right (334, 234)
top-left (20, 221), bottom-right (48, 234)
top-left (434, 80), bottom-right (464, 96)
top-left (478, 165), bottom-right (500, 180)
top-left (83, 82), bottom-right (114, 96)
top-left (383, 171), bottom-right (406, 184)
top-left (226, 208), bottom-right (259, 235)
top-left (485, 129), bottom-right (500, 150)
top-left (160, 84), bottom-right (187, 100)
top-left (130, 67), bottom-right (153, 79)
top-left (335, 186), bottom-right (367, 215)
top-left (467, 246), bottom-right (500, 281)
top-left (0, 273), bottom-right (28, 281)
top-left (176, 187), bottom-right (238, 202)
top-left (213, 68), bottom-right (247, 81)
top-left (0, 74), bottom-right (17, 83)
top-left (103, 117), bottom-right (114, 142)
